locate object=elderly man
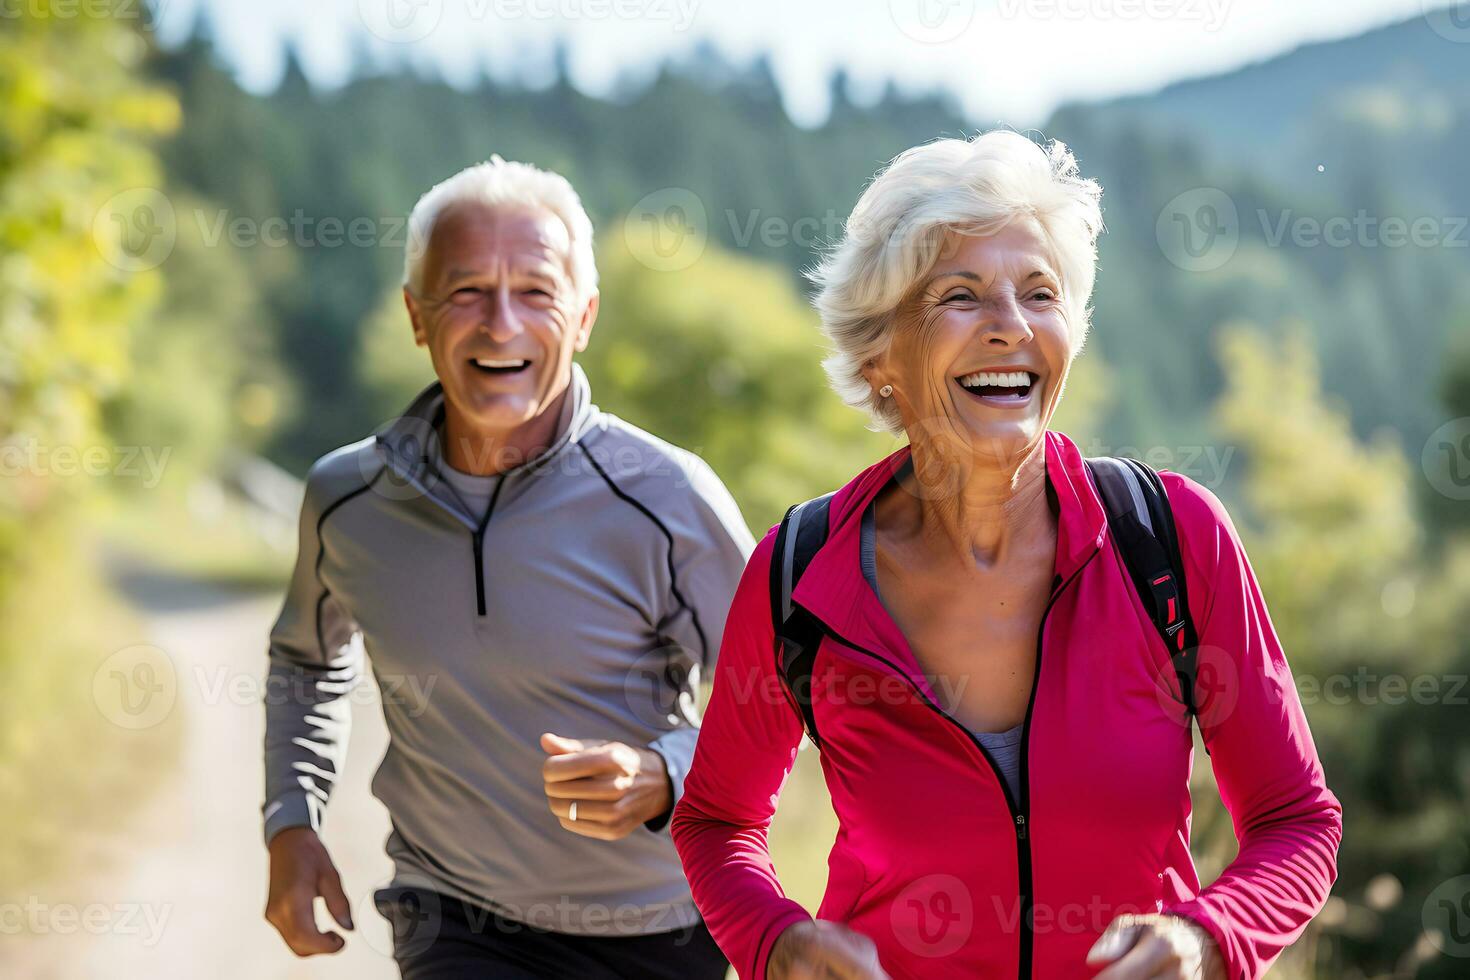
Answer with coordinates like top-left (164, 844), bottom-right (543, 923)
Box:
top-left (261, 157), bottom-right (748, 979)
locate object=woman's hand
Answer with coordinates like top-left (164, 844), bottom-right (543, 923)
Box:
top-left (768, 920), bottom-right (891, 980)
top-left (1086, 913), bottom-right (1225, 979)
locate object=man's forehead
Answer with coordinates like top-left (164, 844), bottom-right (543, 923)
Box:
top-left (425, 202), bottom-right (571, 271)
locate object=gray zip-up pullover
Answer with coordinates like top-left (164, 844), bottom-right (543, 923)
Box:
top-left (262, 363), bottom-right (754, 935)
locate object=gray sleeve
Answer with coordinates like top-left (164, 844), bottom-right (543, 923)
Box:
top-left (261, 461), bottom-right (366, 844)
top-left (655, 452), bottom-right (755, 673)
top-left (647, 453), bottom-right (754, 819)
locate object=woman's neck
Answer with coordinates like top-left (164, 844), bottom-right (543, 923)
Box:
top-left (892, 438), bottom-right (1053, 570)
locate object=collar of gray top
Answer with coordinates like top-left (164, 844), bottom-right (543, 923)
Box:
top-left (373, 361), bottom-right (597, 505)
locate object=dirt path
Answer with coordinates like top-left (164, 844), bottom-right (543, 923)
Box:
top-left (2, 580), bottom-right (401, 979)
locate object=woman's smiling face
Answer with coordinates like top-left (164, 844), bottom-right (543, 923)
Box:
top-left (866, 216), bottom-right (1074, 464)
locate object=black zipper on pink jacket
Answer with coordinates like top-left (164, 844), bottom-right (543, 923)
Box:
top-left (811, 547), bottom-right (1099, 980)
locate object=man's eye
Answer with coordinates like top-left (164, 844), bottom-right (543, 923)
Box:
top-left (450, 287), bottom-right (483, 303)
top-left (524, 288), bottom-right (551, 298)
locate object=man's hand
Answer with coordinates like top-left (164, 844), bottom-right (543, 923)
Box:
top-left (768, 920), bottom-right (891, 980)
top-left (264, 826), bottom-right (354, 956)
top-left (540, 732), bottom-right (673, 840)
top-left (1086, 913), bottom-right (1225, 979)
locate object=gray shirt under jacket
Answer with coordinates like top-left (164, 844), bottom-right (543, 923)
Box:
top-left (262, 363), bottom-right (755, 936)
top-left (860, 501), bottom-right (1024, 801)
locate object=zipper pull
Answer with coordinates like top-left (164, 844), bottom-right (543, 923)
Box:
top-left (1015, 814), bottom-right (1027, 840)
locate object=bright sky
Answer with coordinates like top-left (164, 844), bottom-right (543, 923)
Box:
top-left (153, 0), bottom-right (1436, 126)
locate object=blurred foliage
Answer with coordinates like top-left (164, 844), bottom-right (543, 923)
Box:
top-left (0, 0), bottom-right (185, 896)
top-left (0, 1), bottom-right (176, 586)
top-left (151, 14), bottom-right (1470, 514)
top-left (1212, 323), bottom-right (1470, 979)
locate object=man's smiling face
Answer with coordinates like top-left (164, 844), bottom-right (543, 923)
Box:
top-left (405, 201), bottom-right (596, 437)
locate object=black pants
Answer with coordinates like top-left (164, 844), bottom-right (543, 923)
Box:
top-left (374, 887), bottom-right (729, 980)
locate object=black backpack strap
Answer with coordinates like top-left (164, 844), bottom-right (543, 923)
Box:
top-left (1085, 456), bottom-right (1205, 746)
top-left (769, 491), bottom-right (835, 749)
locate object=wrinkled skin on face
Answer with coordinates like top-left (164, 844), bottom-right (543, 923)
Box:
top-left (863, 216), bottom-right (1073, 492)
top-left (404, 202), bottom-right (598, 473)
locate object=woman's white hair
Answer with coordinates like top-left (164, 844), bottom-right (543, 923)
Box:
top-left (808, 130), bottom-right (1104, 434)
top-left (403, 155), bottom-right (598, 299)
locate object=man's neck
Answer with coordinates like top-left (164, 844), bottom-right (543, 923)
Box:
top-left (442, 382), bottom-right (572, 477)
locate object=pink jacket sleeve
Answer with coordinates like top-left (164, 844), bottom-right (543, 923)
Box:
top-left (1159, 473), bottom-right (1343, 980)
top-left (671, 528), bottom-right (813, 980)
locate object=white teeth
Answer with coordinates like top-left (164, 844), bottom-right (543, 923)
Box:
top-left (958, 370), bottom-right (1034, 390)
top-left (474, 358), bottom-right (528, 368)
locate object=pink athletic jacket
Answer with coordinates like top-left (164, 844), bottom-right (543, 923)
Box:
top-left (671, 431), bottom-right (1342, 980)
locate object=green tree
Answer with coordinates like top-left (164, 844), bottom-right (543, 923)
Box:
top-left (0, 2), bottom-right (177, 584)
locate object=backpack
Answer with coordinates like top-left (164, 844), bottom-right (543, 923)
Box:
top-left (768, 456), bottom-right (1203, 752)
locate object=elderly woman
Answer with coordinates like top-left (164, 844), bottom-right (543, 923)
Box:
top-left (670, 131), bottom-right (1341, 980)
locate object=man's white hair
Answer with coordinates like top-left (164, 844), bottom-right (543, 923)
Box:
top-left (807, 130), bottom-right (1104, 434)
top-left (403, 155), bottom-right (598, 299)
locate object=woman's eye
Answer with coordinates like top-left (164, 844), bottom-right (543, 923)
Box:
top-left (1031, 290), bottom-right (1056, 302)
top-left (942, 292), bottom-right (974, 304)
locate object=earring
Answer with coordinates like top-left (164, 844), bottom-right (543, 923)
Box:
top-left (878, 384), bottom-right (894, 398)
